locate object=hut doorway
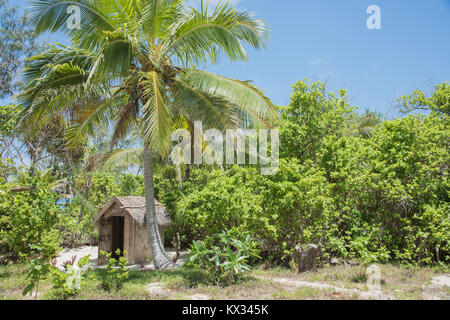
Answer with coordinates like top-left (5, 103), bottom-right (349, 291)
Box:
top-left (111, 216), bottom-right (124, 258)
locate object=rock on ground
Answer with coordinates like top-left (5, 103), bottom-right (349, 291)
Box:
top-left (296, 244), bottom-right (322, 273)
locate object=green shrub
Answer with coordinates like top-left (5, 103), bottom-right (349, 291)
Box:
top-left (0, 181), bottom-right (62, 261)
top-left (177, 162), bottom-right (340, 266)
top-left (22, 256), bottom-right (52, 299)
top-left (49, 255), bottom-right (91, 299)
top-left (177, 168), bottom-right (265, 244)
top-left (78, 172), bottom-right (120, 207)
top-left (22, 240), bottom-right (61, 299)
top-left (99, 249), bottom-right (129, 291)
top-left (319, 113), bottom-right (449, 264)
top-left (279, 79), bottom-right (355, 161)
top-left (119, 173), bottom-right (144, 197)
top-left (186, 228), bottom-right (260, 284)
top-left (260, 159), bottom-right (339, 265)
top-left (177, 81), bottom-right (449, 266)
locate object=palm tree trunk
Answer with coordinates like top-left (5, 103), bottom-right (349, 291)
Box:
top-left (143, 144), bottom-right (176, 269)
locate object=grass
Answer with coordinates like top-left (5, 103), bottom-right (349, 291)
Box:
top-left (0, 262), bottom-right (448, 300)
top-left (252, 263), bottom-right (449, 300)
top-left (271, 287), bottom-right (361, 300)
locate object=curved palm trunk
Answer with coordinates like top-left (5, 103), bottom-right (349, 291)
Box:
top-left (143, 144), bottom-right (177, 269)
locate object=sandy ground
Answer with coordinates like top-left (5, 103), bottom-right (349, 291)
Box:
top-left (55, 246), bottom-right (188, 270)
top-left (55, 246), bottom-right (99, 269)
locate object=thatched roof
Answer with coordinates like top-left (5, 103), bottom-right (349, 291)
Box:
top-left (93, 196), bottom-right (172, 227)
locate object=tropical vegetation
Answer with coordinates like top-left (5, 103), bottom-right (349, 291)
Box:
top-left (14, 0), bottom-right (277, 269)
top-left (0, 0), bottom-right (448, 301)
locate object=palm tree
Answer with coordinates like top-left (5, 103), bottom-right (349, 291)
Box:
top-left (16, 0), bottom-right (278, 269)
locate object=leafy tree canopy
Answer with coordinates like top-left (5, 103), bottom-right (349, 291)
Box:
top-left (398, 82), bottom-right (450, 116)
top-left (0, 0), bottom-right (39, 98)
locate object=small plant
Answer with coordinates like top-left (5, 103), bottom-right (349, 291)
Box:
top-left (22, 256), bottom-right (52, 300)
top-left (22, 243), bottom-right (56, 300)
top-left (49, 255), bottom-right (91, 299)
top-left (62, 255), bottom-right (76, 269)
top-left (99, 249), bottom-right (129, 291)
top-left (186, 227), bottom-right (260, 284)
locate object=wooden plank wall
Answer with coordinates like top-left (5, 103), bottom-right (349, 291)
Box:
top-left (98, 217), bottom-right (112, 265)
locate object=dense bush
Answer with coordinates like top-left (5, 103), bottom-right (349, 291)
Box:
top-left (74, 172), bottom-right (145, 208)
top-left (176, 81), bottom-right (449, 266)
top-left (177, 168), bottom-right (265, 244)
top-left (279, 79), bottom-right (355, 161)
top-left (177, 163), bottom-right (339, 266)
top-left (259, 160), bottom-right (339, 264)
top-left (320, 113), bottom-right (449, 264)
top-left (0, 180), bottom-right (62, 261)
top-left (77, 172), bottom-right (120, 207)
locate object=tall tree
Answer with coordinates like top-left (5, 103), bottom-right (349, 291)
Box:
top-left (0, 0), bottom-right (38, 98)
top-left (17, 0), bottom-right (278, 269)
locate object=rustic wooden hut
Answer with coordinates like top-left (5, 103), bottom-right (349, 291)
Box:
top-left (93, 196), bottom-right (172, 265)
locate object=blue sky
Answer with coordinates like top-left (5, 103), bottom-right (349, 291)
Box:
top-left (8, 0), bottom-right (450, 118)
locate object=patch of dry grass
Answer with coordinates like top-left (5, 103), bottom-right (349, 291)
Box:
top-left (1, 262), bottom-right (448, 300)
top-left (0, 263), bottom-right (28, 300)
top-left (271, 287), bottom-right (360, 300)
top-left (251, 263), bottom-right (449, 300)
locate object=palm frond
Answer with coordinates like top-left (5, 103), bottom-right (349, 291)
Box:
top-left (139, 0), bottom-right (183, 42)
top-left (97, 30), bottom-right (137, 79)
top-left (16, 45), bottom-right (98, 120)
top-left (182, 69), bottom-right (278, 128)
top-left (172, 77), bottom-right (240, 130)
top-left (30, 0), bottom-right (117, 49)
top-left (345, 111), bottom-right (381, 138)
top-left (65, 96), bottom-right (116, 146)
top-left (163, 2), bottom-right (266, 65)
top-left (100, 148), bottom-right (144, 171)
top-left (111, 99), bottom-right (138, 148)
top-left (141, 71), bottom-right (173, 153)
